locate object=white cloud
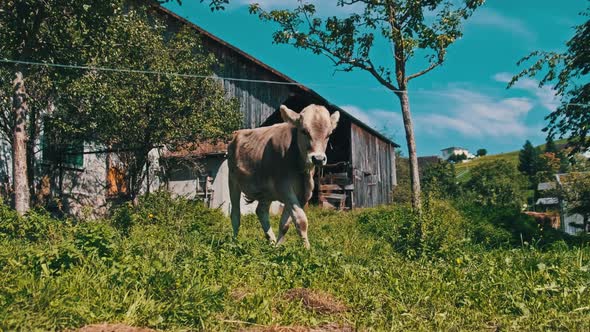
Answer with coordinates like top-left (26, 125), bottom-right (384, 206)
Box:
top-left (415, 88), bottom-right (536, 138)
top-left (469, 9), bottom-right (536, 41)
top-left (493, 72), bottom-right (559, 111)
top-left (342, 85), bottom-right (542, 142)
top-left (340, 105), bottom-right (404, 138)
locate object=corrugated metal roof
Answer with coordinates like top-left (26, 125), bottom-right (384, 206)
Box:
top-left (536, 197), bottom-right (559, 205)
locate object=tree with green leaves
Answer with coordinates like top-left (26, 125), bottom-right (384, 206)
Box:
top-left (464, 160), bottom-right (527, 209)
top-left (421, 160), bottom-right (460, 199)
top-left (510, 2), bottom-right (590, 156)
top-left (476, 148), bottom-right (487, 157)
top-left (0, 0), bottom-right (121, 213)
top-left (518, 140), bottom-right (541, 181)
top-left (544, 136), bottom-right (557, 154)
top-left (248, 0), bottom-right (484, 212)
top-left (157, 0), bottom-right (230, 11)
top-left (51, 8), bottom-right (241, 203)
top-left (448, 153), bottom-right (468, 164)
top-left (1, 0), bottom-right (241, 209)
top-left (544, 136), bottom-right (571, 173)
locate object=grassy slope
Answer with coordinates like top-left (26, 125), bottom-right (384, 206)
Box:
top-left (454, 139), bottom-right (568, 182)
top-left (1, 200), bottom-right (590, 331)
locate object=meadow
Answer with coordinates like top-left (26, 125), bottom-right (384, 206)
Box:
top-left (1, 194), bottom-right (589, 331)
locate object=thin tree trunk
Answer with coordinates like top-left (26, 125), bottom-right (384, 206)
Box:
top-left (12, 72), bottom-right (30, 215)
top-left (26, 106), bottom-right (37, 203)
top-left (397, 91), bottom-right (422, 214)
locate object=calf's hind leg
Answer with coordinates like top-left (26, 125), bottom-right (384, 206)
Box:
top-left (256, 200), bottom-right (276, 243)
top-left (229, 178), bottom-right (241, 238)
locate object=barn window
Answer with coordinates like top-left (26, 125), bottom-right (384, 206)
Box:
top-left (41, 121), bottom-right (84, 168)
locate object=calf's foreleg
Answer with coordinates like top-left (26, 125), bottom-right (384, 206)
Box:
top-left (256, 200), bottom-right (276, 243)
top-left (276, 206), bottom-right (291, 246)
top-left (290, 203), bottom-right (310, 249)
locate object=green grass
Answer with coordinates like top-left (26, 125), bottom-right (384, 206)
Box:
top-left (1, 195), bottom-right (590, 331)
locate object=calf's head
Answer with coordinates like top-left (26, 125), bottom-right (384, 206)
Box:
top-left (280, 104), bottom-right (340, 167)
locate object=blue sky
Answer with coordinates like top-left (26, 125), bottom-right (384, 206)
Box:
top-left (163, 0), bottom-right (586, 157)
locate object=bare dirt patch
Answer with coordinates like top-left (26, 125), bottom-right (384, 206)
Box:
top-left (73, 323), bottom-right (157, 332)
top-left (283, 288), bottom-right (348, 314)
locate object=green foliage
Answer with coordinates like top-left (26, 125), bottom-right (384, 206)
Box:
top-left (1, 196), bottom-right (589, 331)
top-left (0, 1), bottom-right (241, 203)
top-left (448, 152), bottom-right (468, 163)
top-left (511, 2), bottom-right (590, 155)
top-left (392, 156), bottom-right (412, 204)
top-left (476, 148), bottom-right (487, 157)
top-left (50, 8), bottom-right (241, 199)
top-left (545, 136), bottom-right (558, 153)
top-left (0, 206), bottom-right (64, 242)
top-left (158, 0), bottom-right (230, 11)
top-left (421, 161), bottom-right (460, 198)
top-left (74, 222), bottom-right (118, 260)
top-left (111, 191), bottom-right (225, 234)
top-left (459, 202), bottom-right (578, 249)
top-left (518, 140), bottom-right (542, 180)
top-left (358, 200), bottom-right (467, 258)
top-left (464, 160), bottom-right (528, 209)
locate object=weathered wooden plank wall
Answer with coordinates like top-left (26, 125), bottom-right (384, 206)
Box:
top-left (156, 7), bottom-right (293, 129)
top-left (204, 41), bottom-right (293, 129)
top-left (350, 123), bottom-right (396, 207)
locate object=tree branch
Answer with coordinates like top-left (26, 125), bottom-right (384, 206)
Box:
top-left (407, 61), bottom-right (442, 81)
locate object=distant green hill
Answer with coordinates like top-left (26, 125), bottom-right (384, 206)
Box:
top-left (454, 139), bottom-right (568, 182)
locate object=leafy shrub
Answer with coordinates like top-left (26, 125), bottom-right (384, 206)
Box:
top-left (469, 219), bottom-right (513, 248)
top-left (463, 160), bottom-right (527, 209)
top-left (420, 199), bottom-right (468, 256)
top-left (458, 202), bottom-right (575, 248)
top-left (0, 204), bottom-right (63, 242)
top-left (74, 222), bottom-right (119, 260)
top-left (111, 191), bottom-right (227, 235)
top-left (421, 161), bottom-right (461, 199)
top-left (357, 200), bottom-right (467, 258)
top-left (24, 242), bottom-right (83, 276)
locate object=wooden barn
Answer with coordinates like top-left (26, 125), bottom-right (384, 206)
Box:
top-left (155, 6), bottom-right (399, 213)
top-left (0, 5), bottom-right (399, 217)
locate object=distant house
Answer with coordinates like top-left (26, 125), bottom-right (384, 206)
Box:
top-left (534, 181), bottom-right (559, 212)
top-left (441, 147), bottom-right (473, 161)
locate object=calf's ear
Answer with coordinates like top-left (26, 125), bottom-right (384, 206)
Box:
top-left (330, 111), bottom-right (340, 130)
top-left (280, 105), bottom-right (300, 125)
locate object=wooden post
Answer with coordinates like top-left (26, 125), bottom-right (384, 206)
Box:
top-left (12, 72), bottom-right (30, 215)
